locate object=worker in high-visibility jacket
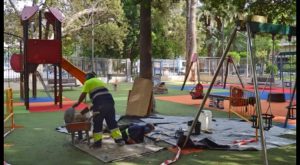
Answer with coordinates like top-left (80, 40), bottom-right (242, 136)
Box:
top-left (121, 123), bottom-right (155, 144)
top-left (72, 72), bottom-right (125, 148)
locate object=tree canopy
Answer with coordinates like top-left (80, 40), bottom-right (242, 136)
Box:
top-left (4, 0), bottom-right (296, 62)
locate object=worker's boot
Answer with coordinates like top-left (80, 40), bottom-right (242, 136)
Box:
top-left (115, 139), bottom-right (125, 146)
top-left (91, 140), bottom-right (102, 148)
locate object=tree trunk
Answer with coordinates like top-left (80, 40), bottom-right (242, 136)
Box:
top-left (188, 0), bottom-right (197, 58)
top-left (186, 0), bottom-right (197, 82)
top-left (139, 0), bottom-right (152, 80)
top-left (185, 0), bottom-right (190, 76)
top-left (215, 16), bottom-right (224, 78)
top-left (215, 16), bottom-right (223, 57)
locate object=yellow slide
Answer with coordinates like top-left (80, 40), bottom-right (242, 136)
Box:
top-left (61, 57), bottom-right (86, 84)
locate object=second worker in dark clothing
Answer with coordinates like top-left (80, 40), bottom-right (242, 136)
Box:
top-left (121, 123), bottom-right (155, 144)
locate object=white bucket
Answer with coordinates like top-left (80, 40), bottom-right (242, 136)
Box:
top-left (198, 110), bottom-right (212, 131)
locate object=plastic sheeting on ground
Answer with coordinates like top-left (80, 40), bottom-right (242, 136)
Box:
top-left (141, 115), bottom-right (296, 151)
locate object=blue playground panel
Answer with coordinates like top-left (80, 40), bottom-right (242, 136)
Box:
top-left (21, 97), bottom-right (54, 103)
top-left (171, 85), bottom-right (226, 91)
top-left (171, 85), bottom-right (293, 100)
top-left (208, 92), bottom-right (293, 100)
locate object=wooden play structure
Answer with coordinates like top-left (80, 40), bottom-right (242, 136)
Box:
top-left (20, 6), bottom-right (63, 109)
top-left (10, 5), bottom-right (86, 110)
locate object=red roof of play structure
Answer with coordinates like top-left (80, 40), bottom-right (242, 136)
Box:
top-left (21, 5), bottom-right (63, 22)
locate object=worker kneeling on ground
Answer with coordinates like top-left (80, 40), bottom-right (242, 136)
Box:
top-left (72, 72), bottom-right (125, 148)
top-left (121, 123), bottom-right (155, 144)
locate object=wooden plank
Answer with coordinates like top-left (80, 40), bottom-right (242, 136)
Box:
top-left (126, 78), bottom-right (153, 117)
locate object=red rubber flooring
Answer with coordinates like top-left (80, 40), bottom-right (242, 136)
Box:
top-left (11, 97), bottom-right (88, 112)
top-left (155, 95), bottom-right (296, 126)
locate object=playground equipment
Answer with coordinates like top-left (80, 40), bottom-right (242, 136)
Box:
top-left (180, 53), bottom-right (205, 99)
top-left (181, 53), bottom-right (200, 90)
top-left (223, 55), bottom-right (245, 89)
top-left (183, 14), bottom-right (296, 165)
top-left (229, 86), bottom-right (256, 121)
top-left (278, 39), bottom-right (296, 98)
top-left (284, 79), bottom-right (296, 128)
top-left (190, 83), bottom-right (204, 99)
top-left (228, 85), bottom-right (274, 140)
top-left (265, 35), bottom-right (285, 102)
top-left (9, 5), bottom-right (86, 110)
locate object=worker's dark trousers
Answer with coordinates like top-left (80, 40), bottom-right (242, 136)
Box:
top-left (92, 98), bottom-right (120, 137)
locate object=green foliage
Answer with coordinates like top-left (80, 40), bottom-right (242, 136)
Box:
top-left (253, 35), bottom-right (280, 65)
top-left (282, 64), bottom-right (296, 72)
top-left (282, 56), bottom-right (296, 72)
top-left (228, 51), bottom-right (240, 64)
top-left (62, 35), bottom-right (74, 56)
top-left (256, 50), bottom-right (268, 63)
top-left (80, 22), bottom-right (128, 58)
top-left (151, 1), bottom-right (186, 59)
top-left (122, 0), bottom-right (140, 61)
top-left (239, 51), bottom-right (247, 58)
top-left (248, 0), bottom-right (296, 25)
top-left (265, 63), bottom-right (278, 74)
top-left (4, 0), bottom-right (296, 61)
top-left (69, 0), bottom-right (128, 58)
top-left (4, 1), bottom-right (22, 44)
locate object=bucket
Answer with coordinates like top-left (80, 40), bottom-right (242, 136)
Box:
top-left (198, 110), bottom-right (212, 131)
top-left (187, 120), bottom-right (201, 135)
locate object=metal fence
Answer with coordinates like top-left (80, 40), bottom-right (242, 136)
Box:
top-left (64, 57), bottom-right (130, 77)
top-left (149, 57), bottom-right (251, 77)
top-left (4, 55), bottom-right (254, 82)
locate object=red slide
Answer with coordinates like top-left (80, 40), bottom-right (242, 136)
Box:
top-left (61, 57), bottom-right (86, 84)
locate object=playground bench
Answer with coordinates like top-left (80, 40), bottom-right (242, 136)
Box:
top-left (47, 78), bottom-right (80, 90)
top-left (248, 77), bottom-right (275, 85)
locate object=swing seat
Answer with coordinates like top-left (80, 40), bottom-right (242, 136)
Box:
top-left (286, 105), bottom-right (296, 120)
top-left (190, 83), bottom-right (204, 99)
top-left (267, 93), bottom-right (286, 102)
